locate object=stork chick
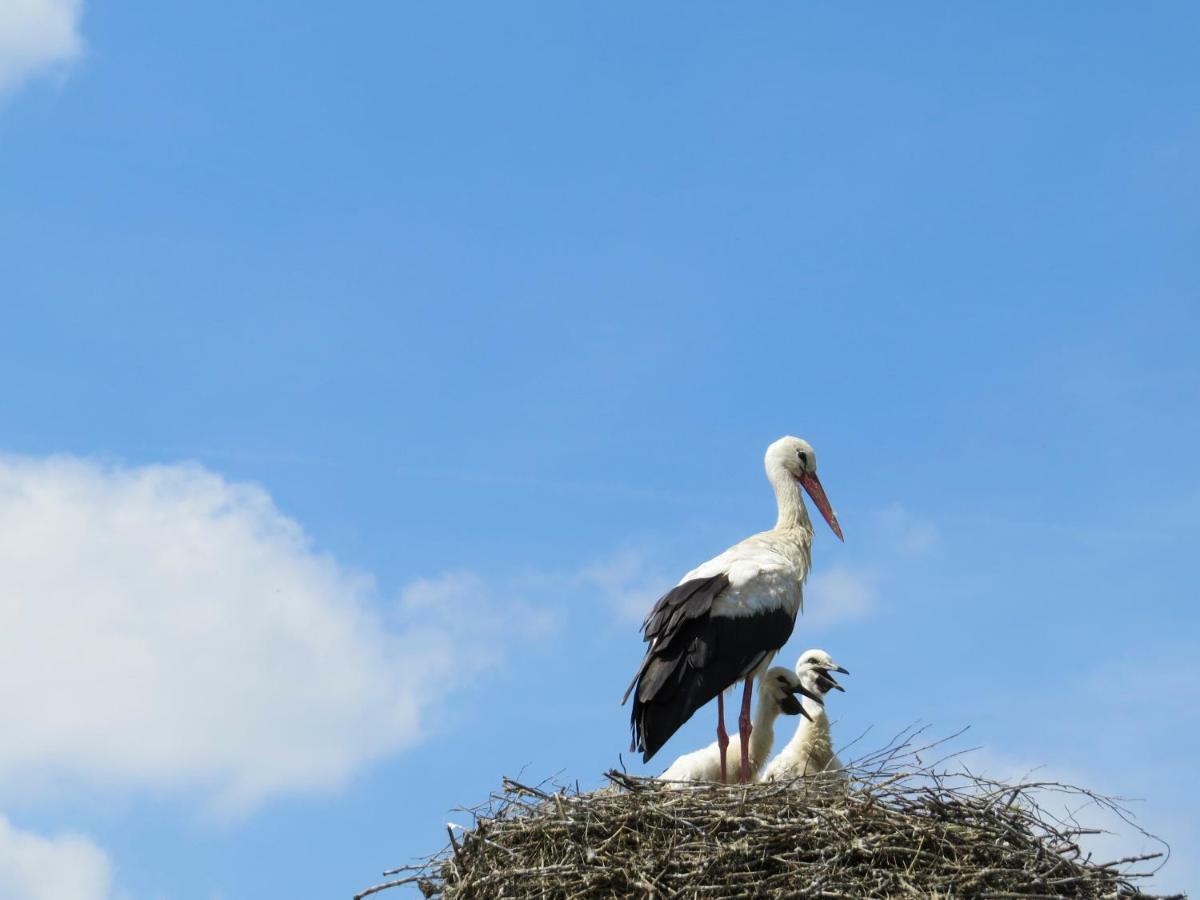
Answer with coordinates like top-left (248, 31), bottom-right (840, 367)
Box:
top-left (762, 649), bottom-right (848, 782)
top-left (658, 667), bottom-right (818, 784)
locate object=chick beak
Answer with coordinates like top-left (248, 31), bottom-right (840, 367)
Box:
top-left (822, 673), bottom-right (846, 693)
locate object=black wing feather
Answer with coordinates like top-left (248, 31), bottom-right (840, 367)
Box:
top-left (621, 573), bottom-right (796, 763)
top-left (621, 573), bottom-right (727, 705)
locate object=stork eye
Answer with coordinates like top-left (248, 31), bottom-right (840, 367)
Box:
top-left (797, 451), bottom-right (808, 467)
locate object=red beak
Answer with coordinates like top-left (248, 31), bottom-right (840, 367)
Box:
top-left (799, 472), bottom-right (844, 541)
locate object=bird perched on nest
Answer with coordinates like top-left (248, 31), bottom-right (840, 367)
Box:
top-left (762, 648), bottom-right (848, 782)
top-left (656, 666), bottom-right (822, 784)
top-left (623, 436), bottom-right (843, 784)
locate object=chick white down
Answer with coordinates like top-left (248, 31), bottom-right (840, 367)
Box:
top-left (658, 666), bottom-right (807, 784)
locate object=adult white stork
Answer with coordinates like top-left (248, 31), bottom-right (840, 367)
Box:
top-left (622, 436), bottom-right (843, 784)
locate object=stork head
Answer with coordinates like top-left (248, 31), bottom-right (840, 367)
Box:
top-left (765, 436), bottom-right (844, 540)
top-left (760, 666), bottom-right (822, 720)
top-left (795, 648), bottom-right (849, 700)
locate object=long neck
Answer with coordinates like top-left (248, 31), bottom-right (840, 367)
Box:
top-left (781, 700), bottom-right (832, 771)
top-left (780, 690), bottom-right (828, 752)
top-left (768, 462), bottom-right (812, 532)
top-left (749, 695), bottom-right (783, 773)
top-left (800, 694), bottom-right (827, 724)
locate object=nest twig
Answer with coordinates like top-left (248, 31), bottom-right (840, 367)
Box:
top-left (356, 727), bottom-right (1183, 899)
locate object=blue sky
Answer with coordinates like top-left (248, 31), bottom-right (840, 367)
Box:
top-left (1, 2), bottom-right (1198, 897)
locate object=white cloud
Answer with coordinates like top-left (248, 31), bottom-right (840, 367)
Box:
top-left (802, 565), bottom-right (879, 627)
top-left (0, 815), bottom-right (112, 900)
top-left (0, 455), bottom-right (551, 815)
top-left (875, 503), bottom-right (940, 556)
top-left (396, 570), bottom-right (558, 674)
top-left (0, 0), bottom-right (83, 95)
top-left (576, 549), bottom-right (671, 625)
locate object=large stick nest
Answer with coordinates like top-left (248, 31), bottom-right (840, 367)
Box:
top-left (358, 729), bottom-right (1182, 899)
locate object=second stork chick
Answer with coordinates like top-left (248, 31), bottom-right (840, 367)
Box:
top-left (762, 648), bottom-right (849, 782)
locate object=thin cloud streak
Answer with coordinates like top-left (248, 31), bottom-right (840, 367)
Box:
top-left (0, 0), bottom-right (83, 95)
top-left (803, 566), bottom-right (880, 627)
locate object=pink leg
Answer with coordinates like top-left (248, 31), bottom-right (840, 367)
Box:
top-left (716, 691), bottom-right (730, 784)
top-left (738, 676), bottom-right (754, 784)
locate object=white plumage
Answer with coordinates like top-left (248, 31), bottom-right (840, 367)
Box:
top-left (762, 649), bottom-right (849, 783)
top-left (681, 528), bottom-right (811, 628)
top-left (658, 667), bottom-right (808, 784)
